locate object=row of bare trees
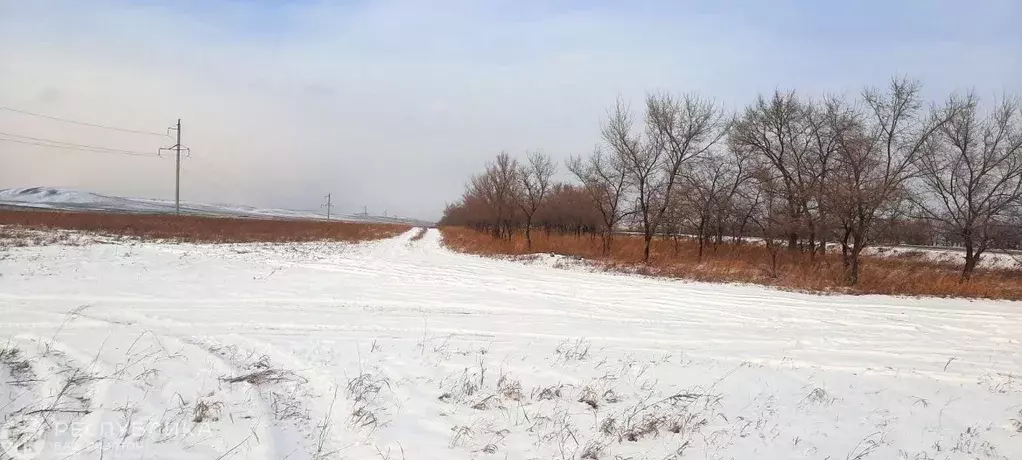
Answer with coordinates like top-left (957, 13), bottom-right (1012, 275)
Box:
top-left (441, 77), bottom-right (1022, 284)
top-left (442, 151), bottom-right (602, 243)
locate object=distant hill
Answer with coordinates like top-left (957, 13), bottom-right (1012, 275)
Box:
top-left (0, 187), bottom-right (433, 227)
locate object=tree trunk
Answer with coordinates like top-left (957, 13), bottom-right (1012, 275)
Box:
top-left (768, 246), bottom-right (779, 278)
top-left (961, 237), bottom-right (977, 282)
top-left (524, 216), bottom-right (533, 249)
top-left (737, 210), bottom-right (752, 245)
top-left (643, 233), bottom-right (652, 262)
top-left (962, 254), bottom-right (978, 281)
top-left (697, 218), bottom-right (706, 262)
top-left (840, 228), bottom-right (852, 269)
top-left (601, 231), bottom-right (612, 255)
top-left (844, 233), bottom-right (864, 286)
top-left (788, 232), bottom-right (798, 251)
top-left (845, 252), bottom-right (861, 286)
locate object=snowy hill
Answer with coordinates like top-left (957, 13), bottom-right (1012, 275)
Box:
top-left (0, 187), bottom-right (432, 226)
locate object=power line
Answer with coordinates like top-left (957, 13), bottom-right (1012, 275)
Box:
top-left (0, 105), bottom-right (170, 137)
top-left (0, 131), bottom-right (160, 156)
top-left (0, 137), bottom-right (158, 157)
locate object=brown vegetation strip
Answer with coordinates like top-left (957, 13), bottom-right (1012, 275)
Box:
top-left (441, 227), bottom-right (1022, 301)
top-left (0, 209), bottom-right (410, 243)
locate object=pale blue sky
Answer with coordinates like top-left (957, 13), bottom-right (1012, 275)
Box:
top-left (1, 0), bottom-right (1019, 219)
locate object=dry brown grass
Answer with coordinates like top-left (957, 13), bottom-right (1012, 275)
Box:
top-left (441, 227), bottom-right (1022, 300)
top-left (0, 209), bottom-right (410, 244)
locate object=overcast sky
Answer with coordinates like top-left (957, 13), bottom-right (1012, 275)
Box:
top-left (1, 0), bottom-right (1019, 220)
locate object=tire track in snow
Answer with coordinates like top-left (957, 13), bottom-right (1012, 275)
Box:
top-left (64, 305), bottom-right (400, 458)
top-left (68, 307), bottom-right (356, 459)
top-left (5, 296), bottom-right (1018, 376)
top-left (38, 302), bottom-right (1019, 384)
top-left (3, 334), bottom-right (116, 458)
top-left (191, 334), bottom-right (365, 459)
top-left (7, 292), bottom-right (1019, 391)
top-left (1, 336), bottom-right (71, 459)
top-left (7, 320), bottom-right (280, 459)
top-left (137, 332), bottom-right (279, 460)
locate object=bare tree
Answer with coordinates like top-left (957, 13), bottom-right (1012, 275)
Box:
top-left (829, 77), bottom-right (960, 285)
top-left (914, 94), bottom-right (1022, 280)
top-left (655, 178), bottom-right (692, 254)
top-left (680, 158), bottom-right (724, 261)
top-left (680, 147), bottom-right (754, 260)
top-left (602, 98), bottom-right (655, 256)
top-left (728, 184), bottom-right (762, 245)
top-left (566, 146), bottom-right (630, 254)
top-left (611, 93), bottom-right (729, 262)
top-left (802, 96), bottom-right (853, 256)
top-left (441, 77), bottom-right (1022, 291)
top-left (467, 174), bottom-right (499, 236)
top-left (443, 179), bottom-right (602, 237)
top-left (749, 173), bottom-right (788, 278)
top-left (469, 151), bottom-right (520, 239)
top-left (731, 91), bottom-right (824, 252)
top-left (517, 150), bottom-right (556, 248)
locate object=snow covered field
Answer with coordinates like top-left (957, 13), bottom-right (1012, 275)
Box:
top-left (1, 228), bottom-right (1020, 459)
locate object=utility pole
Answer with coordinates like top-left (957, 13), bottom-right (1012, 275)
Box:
top-left (174, 119), bottom-right (181, 215)
top-left (322, 193), bottom-right (333, 220)
top-left (160, 119), bottom-right (188, 216)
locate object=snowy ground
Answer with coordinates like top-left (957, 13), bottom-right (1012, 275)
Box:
top-left (867, 245), bottom-right (1022, 270)
top-left (1, 228), bottom-right (1020, 459)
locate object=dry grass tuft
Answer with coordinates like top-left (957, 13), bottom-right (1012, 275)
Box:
top-left (221, 369), bottom-right (297, 385)
top-left (0, 209), bottom-right (409, 244)
top-left (532, 384), bottom-right (565, 401)
top-left (192, 399), bottom-right (224, 423)
top-left (440, 226), bottom-right (1022, 300)
top-left (0, 346), bottom-right (33, 383)
top-left (496, 373), bottom-right (523, 402)
top-left (555, 338), bottom-right (592, 361)
top-left (409, 227), bottom-right (428, 241)
top-left (578, 439), bottom-right (608, 459)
